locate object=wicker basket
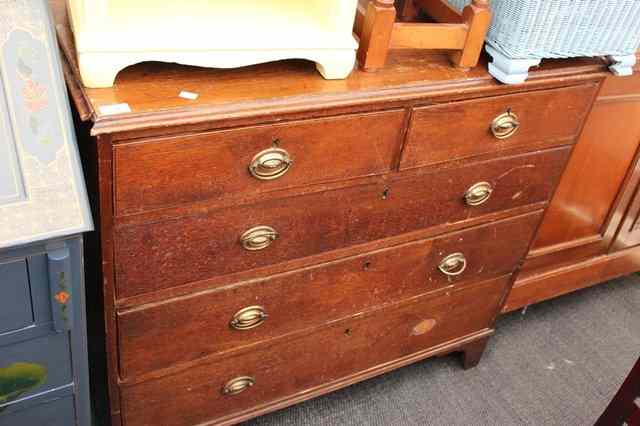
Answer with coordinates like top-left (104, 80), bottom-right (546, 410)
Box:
top-left (448, 0), bottom-right (640, 83)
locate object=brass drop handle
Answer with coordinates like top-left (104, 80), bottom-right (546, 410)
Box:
top-left (230, 306), bottom-right (268, 331)
top-left (249, 147), bottom-right (293, 180)
top-left (491, 111), bottom-right (520, 139)
top-left (240, 226), bottom-right (279, 251)
top-left (438, 253), bottom-right (467, 277)
top-left (222, 376), bottom-right (256, 396)
top-left (464, 182), bottom-right (494, 206)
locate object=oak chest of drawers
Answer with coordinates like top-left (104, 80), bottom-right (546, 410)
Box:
top-left (53, 5), bottom-right (612, 423)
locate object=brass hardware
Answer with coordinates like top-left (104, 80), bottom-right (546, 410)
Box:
top-left (464, 181), bottom-right (493, 206)
top-left (230, 306), bottom-right (268, 331)
top-left (491, 111), bottom-right (520, 139)
top-left (240, 226), bottom-right (279, 251)
top-left (222, 376), bottom-right (256, 396)
top-left (438, 253), bottom-right (467, 277)
top-left (249, 147), bottom-right (293, 180)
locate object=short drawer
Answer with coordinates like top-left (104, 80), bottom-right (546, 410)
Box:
top-left (117, 211), bottom-right (541, 378)
top-left (121, 276), bottom-right (508, 426)
top-left (0, 395), bottom-right (75, 426)
top-left (400, 84), bottom-right (596, 170)
top-left (115, 147), bottom-right (569, 299)
top-left (113, 110), bottom-right (406, 215)
top-left (0, 334), bottom-right (72, 407)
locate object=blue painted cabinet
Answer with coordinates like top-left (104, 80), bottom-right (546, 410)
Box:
top-left (0, 1), bottom-right (93, 425)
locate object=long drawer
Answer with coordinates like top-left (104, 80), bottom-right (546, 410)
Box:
top-left (120, 276), bottom-right (509, 426)
top-left (400, 84), bottom-right (596, 170)
top-left (113, 110), bottom-right (406, 216)
top-left (114, 147), bottom-right (570, 298)
top-left (117, 211), bottom-right (541, 378)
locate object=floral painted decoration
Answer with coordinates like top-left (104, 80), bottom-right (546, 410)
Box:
top-left (54, 290), bottom-right (70, 305)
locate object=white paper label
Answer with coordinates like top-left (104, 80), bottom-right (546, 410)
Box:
top-left (98, 103), bottom-right (132, 115)
top-left (179, 91), bottom-right (199, 100)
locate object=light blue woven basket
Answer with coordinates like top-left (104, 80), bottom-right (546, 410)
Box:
top-left (448, 0), bottom-right (640, 82)
top-left (448, 0), bottom-right (640, 58)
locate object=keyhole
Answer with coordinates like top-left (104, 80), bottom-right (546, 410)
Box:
top-left (363, 261), bottom-right (372, 271)
top-left (345, 328), bottom-right (352, 336)
top-left (382, 188), bottom-right (390, 200)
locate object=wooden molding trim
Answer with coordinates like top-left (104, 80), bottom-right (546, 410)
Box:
top-left (505, 245), bottom-right (640, 312)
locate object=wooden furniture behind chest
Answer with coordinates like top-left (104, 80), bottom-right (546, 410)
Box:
top-left (505, 58), bottom-right (640, 312)
top-left (53, 6), bottom-right (613, 424)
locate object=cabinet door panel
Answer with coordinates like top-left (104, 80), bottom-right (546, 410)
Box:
top-left (529, 100), bottom-right (640, 257)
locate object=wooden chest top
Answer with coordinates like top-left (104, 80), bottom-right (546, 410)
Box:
top-left (50, 0), bottom-right (613, 140)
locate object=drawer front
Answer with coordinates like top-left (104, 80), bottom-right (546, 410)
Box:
top-left (121, 277), bottom-right (507, 426)
top-left (118, 211), bottom-right (541, 378)
top-left (400, 84), bottom-right (596, 170)
top-left (114, 110), bottom-right (406, 215)
top-left (0, 333), bottom-right (72, 407)
top-left (115, 147), bottom-right (569, 298)
top-left (0, 260), bottom-right (33, 334)
top-left (0, 395), bottom-right (75, 426)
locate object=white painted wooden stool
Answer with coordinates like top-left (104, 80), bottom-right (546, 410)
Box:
top-left (66, 0), bottom-right (359, 88)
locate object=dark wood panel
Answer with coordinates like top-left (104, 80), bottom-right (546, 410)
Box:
top-left (613, 170), bottom-right (640, 250)
top-left (121, 277), bottom-right (508, 426)
top-left (117, 212), bottom-right (540, 379)
top-left (400, 84), bottom-right (596, 169)
top-left (114, 110), bottom-right (406, 215)
top-left (114, 148), bottom-right (569, 299)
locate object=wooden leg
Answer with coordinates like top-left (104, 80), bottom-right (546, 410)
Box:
top-left (461, 336), bottom-right (490, 370)
top-left (397, 0), bottom-right (420, 21)
top-left (450, 0), bottom-right (491, 69)
top-left (356, 0), bottom-right (397, 71)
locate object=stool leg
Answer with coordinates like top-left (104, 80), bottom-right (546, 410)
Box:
top-left (450, 0), bottom-right (491, 69)
top-left (357, 0), bottom-right (396, 71)
top-left (315, 50), bottom-right (357, 80)
top-left (485, 45), bottom-right (541, 85)
top-left (608, 55), bottom-right (637, 77)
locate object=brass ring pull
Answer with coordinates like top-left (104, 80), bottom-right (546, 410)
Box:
top-left (230, 306), bottom-right (268, 331)
top-left (464, 182), bottom-right (494, 206)
top-left (249, 148), bottom-right (293, 180)
top-left (438, 253), bottom-right (467, 277)
top-left (491, 112), bottom-right (520, 139)
top-left (222, 376), bottom-right (256, 396)
top-left (240, 226), bottom-right (279, 251)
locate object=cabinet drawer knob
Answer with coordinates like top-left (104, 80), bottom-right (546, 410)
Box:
top-left (222, 376), bottom-right (256, 396)
top-left (438, 253), bottom-right (467, 277)
top-left (491, 112), bottom-right (520, 139)
top-left (240, 226), bottom-right (279, 251)
top-left (464, 182), bottom-right (493, 206)
top-left (230, 306), bottom-right (268, 331)
top-left (249, 147), bottom-right (293, 180)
